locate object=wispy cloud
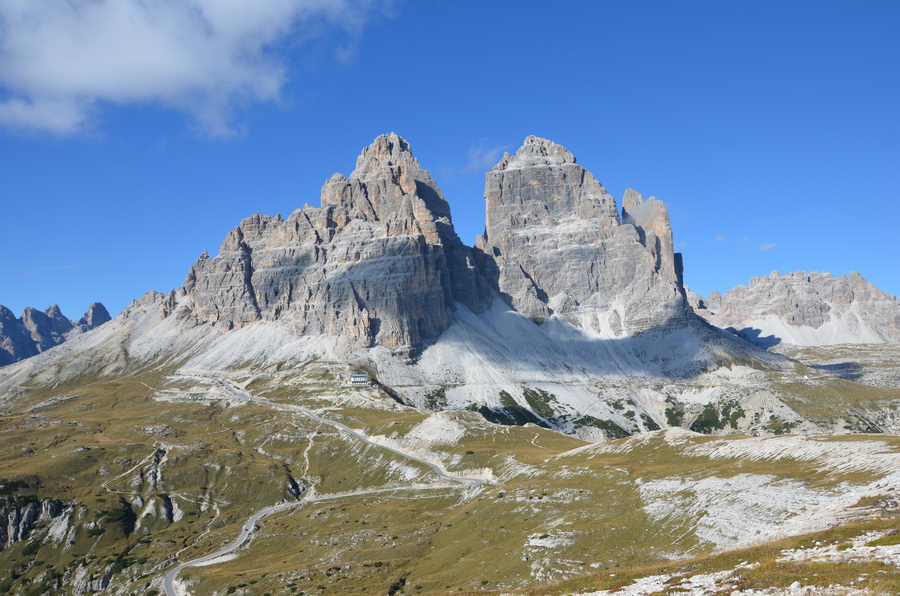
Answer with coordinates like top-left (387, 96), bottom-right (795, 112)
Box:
top-left (756, 242), bottom-right (778, 252)
top-left (464, 141), bottom-right (508, 173)
top-left (711, 233), bottom-right (727, 245)
top-left (0, 0), bottom-right (386, 137)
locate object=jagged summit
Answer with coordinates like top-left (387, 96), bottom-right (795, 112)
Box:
top-left (0, 302), bottom-right (111, 365)
top-left (44, 304), bottom-right (67, 321)
top-left (492, 135), bottom-right (577, 171)
top-left (182, 133), bottom-right (490, 355)
top-left (621, 189), bottom-right (682, 285)
top-left (692, 270), bottom-right (899, 345)
top-left (352, 132), bottom-right (419, 175)
top-left (79, 302), bottom-right (112, 329)
top-left (477, 136), bottom-right (688, 332)
top-left (320, 131), bottom-right (453, 232)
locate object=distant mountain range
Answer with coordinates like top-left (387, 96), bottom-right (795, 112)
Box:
top-left (687, 271), bottom-right (899, 347)
top-left (0, 302), bottom-right (110, 365)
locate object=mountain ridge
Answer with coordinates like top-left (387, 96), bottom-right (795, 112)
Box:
top-left (0, 302), bottom-right (110, 365)
top-left (688, 270), bottom-right (900, 346)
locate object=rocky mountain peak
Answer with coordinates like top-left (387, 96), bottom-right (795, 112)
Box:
top-left (693, 271), bottom-right (899, 345)
top-left (0, 306), bottom-right (35, 366)
top-left (79, 302), bottom-right (112, 330)
top-left (45, 304), bottom-right (67, 320)
top-left (481, 137), bottom-right (619, 241)
top-left (0, 301), bottom-right (111, 366)
top-left (352, 132), bottom-right (419, 176)
top-left (23, 306), bottom-right (73, 344)
top-left (621, 189), bottom-right (682, 285)
top-left (476, 136), bottom-right (688, 331)
top-left (320, 132), bottom-right (451, 236)
top-left (182, 133), bottom-right (490, 355)
top-left (493, 135), bottom-right (577, 171)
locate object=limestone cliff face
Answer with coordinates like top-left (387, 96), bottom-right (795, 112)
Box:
top-left (0, 497), bottom-right (69, 549)
top-left (22, 305), bottom-right (74, 352)
top-left (621, 189), bottom-right (682, 286)
top-left (182, 133), bottom-right (490, 356)
top-left (0, 303), bottom-right (111, 366)
top-left (0, 306), bottom-right (36, 365)
top-left (475, 136), bottom-right (689, 335)
top-left (78, 302), bottom-right (111, 330)
top-left (693, 271), bottom-right (900, 345)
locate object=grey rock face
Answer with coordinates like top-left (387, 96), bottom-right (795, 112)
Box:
top-left (0, 497), bottom-right (67, 548)
top-left (475, 136), bottom-right (689, 334)
top-left (684, 285), bottom-right (708, 312)
top-left (182, 133), bottom-right (491, 356)
top-left (0, 306), bottom-right (37, 365)
top-left (0, 302), bottom-right (111, 366)
top-left (694, 271), bottom-right (900, 345)
top-left (78, 302), bottom-right (111, 331)
top-left (621, 189), bottom-right (683, 285)
top-left (22, 305), bottom-right (73, 352)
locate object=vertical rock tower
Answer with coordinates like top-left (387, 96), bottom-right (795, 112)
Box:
top-left (621, 189), bottom-right (683, 286)
top-left (182, 133), bottom-right (490, 356)
top-left (476, 136), bottom-right (689, 335)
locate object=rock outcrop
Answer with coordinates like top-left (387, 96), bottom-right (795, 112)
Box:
top-left (692, 271), bottom-right (900, 345)
top-left (0, 306), bottom-right (37, 365)
top-left (475, 136), bottom-right (689, 335)
top-left (0, 496), bottom-right (69, 549)
top-left (181, 133), bottom-right (491, 357)
top-left (22, 305), bottom-right (73, 352)
top-left (621, 189), bottom-right (683, 286)
top-left (77, 302), bottom-right (111, 331)
top-left (0, 303), bottom-right (111, 366)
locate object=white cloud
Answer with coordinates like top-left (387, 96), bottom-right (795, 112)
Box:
top-left (756, 242), bottom-right (778, 252)
top-left (711, 233), bottom-right (727, 245)
top-left (0, 0), bottom-right (383, 136)
top-left (464, 141), bottom-right (508, 173)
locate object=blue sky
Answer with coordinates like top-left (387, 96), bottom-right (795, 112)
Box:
top-left (1, 0), bottom-right (898, 318)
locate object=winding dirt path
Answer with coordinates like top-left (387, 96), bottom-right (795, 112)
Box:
top-left (160, 375), bottom-right (488, 595)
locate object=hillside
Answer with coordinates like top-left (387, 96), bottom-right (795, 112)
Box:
top-left (1, 356), bottom-right (898, 594)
